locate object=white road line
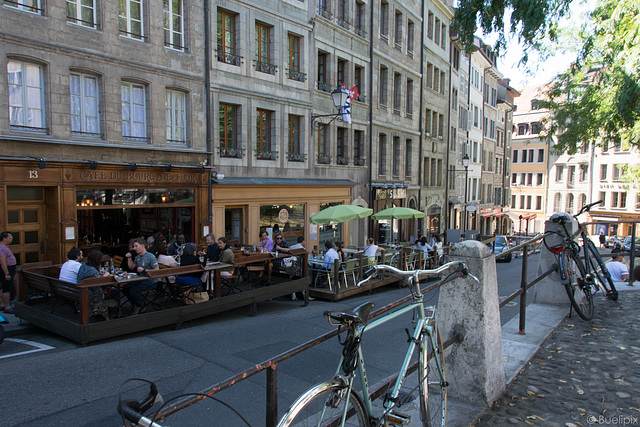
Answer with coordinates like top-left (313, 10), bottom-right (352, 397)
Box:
top-left (0, 338), bottom-right (55, 359)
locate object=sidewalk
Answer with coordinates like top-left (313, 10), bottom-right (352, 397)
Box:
top-left (474, 285), bottom-right (640, 426)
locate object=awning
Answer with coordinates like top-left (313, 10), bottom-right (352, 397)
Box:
top-left (521, 213), bottom-right (537, 220)
top-left (494, 212), bottom-right (505, 217)
top-left (481, 213), bottom-right (494, 218)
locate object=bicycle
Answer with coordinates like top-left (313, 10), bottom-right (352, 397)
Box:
top-left (543, 200), bottom-right (618, 321)
top-left (277, 261), bottom-right (474, 427)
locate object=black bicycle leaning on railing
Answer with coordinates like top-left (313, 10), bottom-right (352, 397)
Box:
top-left (542, 200), bottom-right (618, 321)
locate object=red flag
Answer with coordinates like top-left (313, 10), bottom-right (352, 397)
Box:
top-left (349, 85), bottom-right (359, 101)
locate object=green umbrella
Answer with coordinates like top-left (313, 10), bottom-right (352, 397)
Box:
top-left (310, 204), bottom-right (373, 225)
top-left (372, 206), bottom-right (425, 220)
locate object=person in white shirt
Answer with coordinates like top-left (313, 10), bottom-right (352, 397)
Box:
top-left (59, 247), bottom-right (83, 283)
top-left (323, 241), bottom-right (340, 269)
top-left (363, 238), bottom-right (385, 261)
top-left (607, 249), bottom-right (629, 282)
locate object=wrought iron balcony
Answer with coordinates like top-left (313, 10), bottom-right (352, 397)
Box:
top-left (317, 154), bottom-right (331, 165)
top-left (254, 60), bottom-right (277, 75)
top-left (287, 152), bottom-right (306, 162)
top-left (317, 7), bottom-right (332, 20)
top-left (354, 157), bottom-right (366, 166)
top-left (336, 156), bottom-right (350, 165)
top-left (216, 49), bottom-right (243, 66)
top-left (317, 81), bottom-right (332, 92)
top-left (256, 150), bottom-right (277, 160)
top-left (219, 146), bottom-right (243, 159)
top-left (287, 69), bottom-right (307, 82)
top-left (355, 27), bottom-right (367, 38)
top-left (337, 17), bottom-right (351, 30)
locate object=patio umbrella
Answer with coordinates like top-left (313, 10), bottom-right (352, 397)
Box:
top-left (372, 206), bottom-right (425, 220)
top-left (310, 204), bottom-right (373, 225)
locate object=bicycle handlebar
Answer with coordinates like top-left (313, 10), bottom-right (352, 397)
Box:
top-left (356, 261), bottom-right (470, 287)
top-left (117, 381), bottom-right (163, 427)
top-left (576, 200), bottom-right (603, 218)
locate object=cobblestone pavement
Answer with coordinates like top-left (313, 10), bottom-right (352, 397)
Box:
top-left (475, 291), bottom-right (640, 426)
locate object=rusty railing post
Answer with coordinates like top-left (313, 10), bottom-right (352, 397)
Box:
top-left (519, 242), bottom-right (528, 334)
top-left (266, 364), bottom-right (278, 427)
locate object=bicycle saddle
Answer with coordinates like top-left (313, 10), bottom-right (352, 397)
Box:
top-left (325, 302), bottom-right (375, 326)
top-left (550, 212), bottom-right (572, 223)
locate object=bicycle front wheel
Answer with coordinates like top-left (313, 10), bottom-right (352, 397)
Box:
top-left (278, 380), bottom-right (367, 427)
top-left (418, 323), bottom-right (447, 427)
top-left (585, 241), bottom-right (618, 301)
top-left (562, 249), bottom-right (594, 320)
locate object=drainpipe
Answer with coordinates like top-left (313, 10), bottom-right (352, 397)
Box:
top-left (204, 0), bottom-right (213, 222)
top-left (417, 0), bottom-right (425, 237)
top-left (367, 0), bottom-right (374, 239)
top-left (444, 33), bottom-right (455, 231)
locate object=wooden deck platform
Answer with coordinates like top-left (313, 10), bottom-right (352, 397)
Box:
top-left (308, 274), bottom-right (403, 301)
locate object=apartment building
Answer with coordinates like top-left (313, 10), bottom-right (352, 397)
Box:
top-left (496, 79), bottom-right (519, 235)
top-left (510, 85), bottom-right (552, 234)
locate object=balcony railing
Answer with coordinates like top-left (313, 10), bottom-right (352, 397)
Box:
top-left (287, 69), bottom-right (307, 82)
top-left (317, 154), bottom-right (331, 165)
top-left (317, 81), bottom-right (332, 92)
top-left (254, 60), bottom-right (277, 75)
top-left (256, 150), bottom-right (277, 160)
top-left (217, 49), bottom-right (243, 66)
top-left (287, 152), bottom-right (306, 162)
top-left (220, 146), bottom-right (243, 159)
top-left (354, 157), bottom-right (366, 166)
top-left (337, 17), bottom-right (351, 30)
top-left (317, 6), bottom-right (332, 20)
top-left (336, 156), bottom-right (350, 165)
top-left (355, 26), bottom-right (367, 38)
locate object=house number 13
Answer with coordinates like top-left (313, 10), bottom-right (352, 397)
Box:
top-left (29, 170), bottom-right (38, 178)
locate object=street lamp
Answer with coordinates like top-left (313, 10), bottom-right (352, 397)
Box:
top-left (311, 86), bottom-right (350, 132)
top-left (462, 154), bottom-right (470, 233)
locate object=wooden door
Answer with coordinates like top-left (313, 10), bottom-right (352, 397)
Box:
top-left (6, 203), bottom-right (45, 264)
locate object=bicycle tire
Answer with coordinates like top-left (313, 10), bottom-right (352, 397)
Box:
top-left (585, 241), bottom-right (618, 301)
top-left (277, 380), bottom-right (367, 427)
top-left (418, 322), bottom-right (447, 427)
top-left (562, 249), bottom-right (594, 320)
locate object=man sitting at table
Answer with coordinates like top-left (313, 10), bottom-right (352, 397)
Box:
top-left (323, 241), bottom-right (340, 269)
top-left (59, 247), bottom-right (83, 283)
top-left (217, 237), bottom-right (235, 277)
top-left (124, 238), bottom-right (160, 315)
top-left (257, 230), bottom-right (274, 252)
top-left (202, 233), bottom-right (221, 263)
top-left (290, 236), bottom-right (305, 250)
top-left (168, 233), bottom-right (186, 256)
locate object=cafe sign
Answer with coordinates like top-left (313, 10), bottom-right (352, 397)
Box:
top-left (376, 188), bottom-right (407, 200)
top-left (79, 170), bottom-right (200, 184)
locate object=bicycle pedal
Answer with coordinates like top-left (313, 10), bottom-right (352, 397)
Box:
top-left (384, 411), bottom-right (411, 426)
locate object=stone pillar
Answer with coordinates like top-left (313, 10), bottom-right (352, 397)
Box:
top-left (440, 240), bottom-right (505, 405)
top-left (533, 213), bottom-right (577, 305)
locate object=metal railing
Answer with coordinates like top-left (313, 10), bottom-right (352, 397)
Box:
top-left (150, 277), bottom-right (463, 426)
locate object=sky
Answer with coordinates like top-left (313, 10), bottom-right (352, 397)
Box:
top-left (483, 0), bottom-right (597, 90)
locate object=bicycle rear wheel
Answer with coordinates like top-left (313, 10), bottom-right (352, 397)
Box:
top-left (562, 249), bottom-right (594, 320)
top-left (418, 323), bottom-right (447, 427)
top-left (585, 241), bottom-right (618, 301)
top-left (278, 380), bottom-right (367, 427)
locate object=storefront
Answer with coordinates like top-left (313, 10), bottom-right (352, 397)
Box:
top-left (0, 159), bottom-right (210, 264)
top-left (371, 186), bottom-right (410, 244)
top-left (211, 178), bottom-right (357, 253)
top-left (589, 213), bottom-right (640, 237)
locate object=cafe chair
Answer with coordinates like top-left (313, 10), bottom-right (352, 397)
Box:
top-left (221, 268), bottom-right (242, 296)
top-left (112, 255), bottom-right (124, 269)
top-left (168, 276), bottom-right (203, 306)
top-left (343, 258), bottom-right (359, 286)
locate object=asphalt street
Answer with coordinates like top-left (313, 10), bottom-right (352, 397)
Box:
top-left (0, 254), bottom-right (546, 426)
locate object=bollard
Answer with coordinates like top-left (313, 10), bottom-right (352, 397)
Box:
top-left (533, 214), bottom-right (577, 306)
top-left (439, 240), bottom-right (505, 405)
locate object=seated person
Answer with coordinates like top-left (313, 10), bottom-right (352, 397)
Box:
top-left (121, 238), bottom-right (139, 273)
top-left (155, 242), bottom-right (178, 283)
top-left (217, 237), bottom-right (235, 277)
top-left (272, 232), bottom-right (292, 271)
top-left (335, 242), bottom-right (345, 262)
top-left (634, 264), bottom-right (640, 283)
top-left (59, 247), bottom-right (83, 283)
top-left (201, 233), bottom-right (221, 263)
top-left (323, 241), bottom-right (340, 270)
top-left (257, 230), bottom-right (274, 252)
top-left (290, 236), bottom-right (306, 251)
top-left (124, 238), bottom-right (160, 315)
top-left (168, 233), bottom-right (186, 256)
top-left (76, 249), bottom-right (110, 295)
top-left (606, 248), bottom-right (629, 282)
top-left (175, 243), bottom-right (203, 289)
top-left (363, 238), bottom-right (385, 261)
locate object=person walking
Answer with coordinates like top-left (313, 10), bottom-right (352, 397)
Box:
top-left (0, 231), bottom-right (17, 314)
top-left (599, 230), bottom-right (606, 249)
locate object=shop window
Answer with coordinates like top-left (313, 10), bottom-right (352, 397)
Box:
top-left (76, 188), bottom-right (195, 206)
top-left (259, 204), bottom-right (306, 247)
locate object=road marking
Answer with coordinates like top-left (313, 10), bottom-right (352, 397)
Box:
top-left (0, 338), bottom-right (55, 360)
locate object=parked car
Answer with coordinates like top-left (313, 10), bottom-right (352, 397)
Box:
top-left (489, 235), bottom-right (513, 262)
top-left (623, 236), bottom-right (640, 252)
top-left (604, 235), bottom-right (623, 248)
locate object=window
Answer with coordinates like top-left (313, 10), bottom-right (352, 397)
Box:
top-left (440, 71), bottom-right (446, 95)
top-left (354, 66), bottom-right (364, 101)
top-left (537, 148), bottom-right (544, 162)
top-left (255, 23), bottom-right (274, 74)
top-left (392, 136), bottom-right (400, 176)
top-left (536, 196), bottom-right (542, 210)
top-left (567, 166), bottom-right (575, 186)
top-left (433, 68), bottom-right (440, 93)
top-left (554, 193), bottom-right (561, 212)
top-left (531, 99), bottom-right (539, 110)
top-left (70, 73), bottom-right (100, 136)
top-left (437, 159), bottom-right (443, 186)
top-left (67, 0), bottom-right (97, 28)
top-left (337, 0), bottom-right (348, 26)
top-left (393, 72), bottom-right (401, 111)
top-left (317, 52), bottom-right (329, 91)
top-left (354, 130), bottom-right (364, 165)
top-left (512, 149), bottom-right (518, 163)
top-left (6, 0), bottom-right (42, 14)
top-left (166, 90), bottom-right (186, 143)
top-left (579, 164), bottom-right (588, 181)
top-left (394, 10), bottom-right (402, 47)
top-left (440, 24), bottom-right (446, 49)
top-left (425, 109), bottom-right (431, 136)
top-left (434, 18), bottom-right (441, 46)
top-left (432, 111), bottom-right (438, 136)
top-left (613, 164), bottom-right (623, 180)
top-left (405, 139), bottom-right (412, 176)
top-left (256, 109), bottom-right (273, 159)
top-left (511, 173), bottom-right (517, 184)
top-left (378, 134), bottom-right (387, 175)
top-left (600, 164), bottom-right (608, 180)
top-left (121, 82), bottom-right (147, 140)
top-left (337, 59), bottom-right (346, 86)
top-left (527, 195), bottom-right (532, 210)
top-left (336, 127), bottom-right (347, 164)
top-left (599, 191), bottom-right (606, 206)
top-left (379, 65), bottom-right (388, 105)
top-left (517, 123), bottom-right (527, 135)
top-left (528, 150), bottom-right (533, 163)
top-left (427, 11), bottom-right (434, 40)
top-left (426, 63), bottom-right (433, 89)
top-left (219, 103), bottom-right (239, 157)
top-left (163, 0), bottom-right (184, 50)
top-left (217, 10), bottom-right (240, 65)
top-left (555, 165), bottom-right (564, 182)
top-left (430, 158), bottom-right (437, 187)
top-left (380, 1), bottom-right (389, 38)
top-left (438, 114), bottom-right (444, 138)
top-left (531, 122), bottom-right (541, 135)
top-left (566, 194), bottom-right (574, 214)
top-left (317, 126), bottom-right (328, 163)
top-left (537, 173), bottom-right (543, 186)
top-left (355, 1), bottom-right (366, 36)
top-left (8, 61), bottom-right (45, 130)
top-left (579, 194), bottom-right (587, 211)
top-left (452, 46), bottom-right (460, 70)
top-left (527, 173), bottom-right (533, 186)
top-left (407, 20), bottom-right (414, 54)
top-left (406, 79), bottom-right (413, 115)
top-left (511, 195), bottom-right (516, 208)
top-left (119, 0), bottom-right (145, 40)
top-left (287, 34), bottom-right (304, 81)
top-left (288, 115), bottom-right (302, 160)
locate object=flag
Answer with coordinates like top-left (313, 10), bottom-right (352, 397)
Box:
top-left (341, 85), bottom-right (358, 124)
top-left (348, 85), bottom-right (359, 101)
